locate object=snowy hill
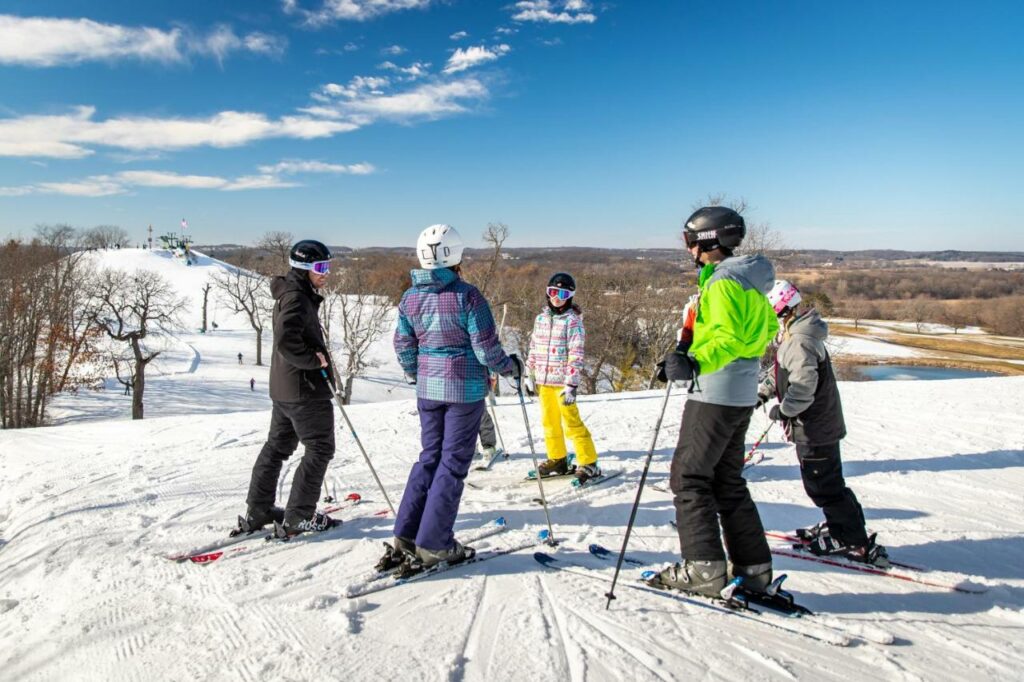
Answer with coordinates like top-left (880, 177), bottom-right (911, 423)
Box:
top-left (48, 248), bottom-right (413, 424)
top-left (2, 373), bottom-right (1024, 680)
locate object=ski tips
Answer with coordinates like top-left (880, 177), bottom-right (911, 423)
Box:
top-left (494, 517), bottom-right (507, 527)
top-left (588, 543), bottom-right (610, 557)
top-left (640, 570), bottom-right (657, 580)
top-left (346, 492), bottom-right (362, 502)
top-left (537, 529), bottom-right (559, 546)
top-left (533, 552), bottom-right (556, 565)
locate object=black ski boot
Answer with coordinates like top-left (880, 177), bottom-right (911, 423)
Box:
top-left (537, 457), bottom-right (570, 477)
top-left (795, 521), bottom-right (827, 542)
top-left (375, 537), bottom-right (415, 573)
top-left (574, 463), bottom-right (602, 485)
top-left (731, 561), bottom-right (773, 593)
top-left (395, 540), bottom-right (476, 578)
top-left (805, 529), bottom-right (891, 568)
top-left (232, 506), bottom-right (285, 536)
top-left (845, 534), bottom-right (891, 568)
top-left (646, 560), bottom-right (727, 598)
top-left (275, 511), bottom-right (341, 539)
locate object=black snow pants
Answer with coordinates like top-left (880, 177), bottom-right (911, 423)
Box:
top-left (670, 400), bottom-right (771, 565)
top-left (246, 399), bottom-right (335, 526)
top-left (796, 442), bottom-right (868, 547)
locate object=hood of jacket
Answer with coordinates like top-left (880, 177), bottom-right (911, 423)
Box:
top-left (786, 308), bottom-right (828, 341)
top-left (704, 254), bottom-right (776, 295)
top-left (409, 267), bottom-right (458, 293)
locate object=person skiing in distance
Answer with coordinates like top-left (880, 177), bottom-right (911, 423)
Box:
top-left (652, 206), bottom-right (779, 597)
top-left (527, 273), bottom-right (601, 484)
top-left (241, 239), bottom-right (340, 537)
top-left (382, 224), bottom-right (523, 573)
top-left (250, 377), bottom-right (256, 392)
top-left (759, 279), bottom-right (889, 566)
top-left (238, 352), bottom-right (243, 365)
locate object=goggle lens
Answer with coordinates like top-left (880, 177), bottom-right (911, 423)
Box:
top-left (311, 260), bottom-right (331, 275)
top-left (546, 286), bottom-right (573, 301)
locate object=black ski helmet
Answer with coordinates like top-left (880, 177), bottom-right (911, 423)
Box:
top-left (548, 272), bottom-right (576, 292)
top-left (683, 207), bottom-right (746, 252)
top-left (289, 239), bottom-right (332, 267)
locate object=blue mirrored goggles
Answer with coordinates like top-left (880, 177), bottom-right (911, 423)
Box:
top-left (546, 286), bottom-right (574, 301)
top-left (290, 258), bottom-right (332, 274)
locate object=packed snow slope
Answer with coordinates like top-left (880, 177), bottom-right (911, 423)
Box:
top-left (49, 248), bottom-right (412, 424)
top-left (2, 374), bottom-right (1024, 680)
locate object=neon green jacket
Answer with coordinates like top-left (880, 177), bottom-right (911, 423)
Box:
top-left (688, 254), bottom-right (778, 406)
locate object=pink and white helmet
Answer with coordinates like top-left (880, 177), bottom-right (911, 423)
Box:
top-left (767, 279), bottom-right (802, 315)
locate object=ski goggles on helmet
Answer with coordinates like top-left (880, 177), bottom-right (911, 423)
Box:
top-left (289, 258), bottom-right (332, 275)
top-left (546, 286), bottom-right (574, 301)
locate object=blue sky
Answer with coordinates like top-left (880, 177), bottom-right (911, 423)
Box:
top-left (1, 1), bottom-right (1021, 250)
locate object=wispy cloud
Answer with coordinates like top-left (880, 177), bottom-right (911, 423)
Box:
top-left (284, 0), bottom-right (434, 25)
top-left (0, 160), bottom-right (375, 197)
top-left (258, 160), bottom-right (376, 175)
top-left (449, 30), bottom-right (468, 41)
top-left (0, 106), bottom-right (358, 159)
top-left (381, 44), bottom-right (407, 56)
top-left (511, 0), bottom-right (597, 24)
top-left (443, 44), bottom-right (511, 74)
top-left (0, 15), bottom-right (287, 67)
top-left (378, 60), bottom-right (430, 80)
top-left (301, 77), bottom-right (489, 122)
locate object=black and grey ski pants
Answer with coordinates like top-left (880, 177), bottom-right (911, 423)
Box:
top-left (247, 399), bottom-right (335, 526)
top-left (670, 400), bottom-right (771, 566)
top-left (478, 409), bottom-right (496, 449)
top-left (796, 441), bottom-right (868, 547)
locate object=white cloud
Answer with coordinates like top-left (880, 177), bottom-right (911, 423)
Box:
top-left (258, 160), bottom-right (376, 175)
top-left (0, 106), bottom-right (357, 158)
top-left (343, 42), bottom-right (360, 51)
top-left (495, 27), bottom-right (517, 35)
top-left (0, 15), bottom-right (286, 67)
top-left (284, 0), bottom-right (434, 25)
top-left (449, 31), bottom-right (468, 40)
top-left (0, 160), bottom-right (375, 197)
top-left (303, 77), bottom-right (489, 122)
top-left (378, 60), bottom-right (430, 80)
top-left (381, 44), bottom-right (407, 56)
top-left (443, 44), bottom-right (511, 74)
top-left (511, 0), bottom-right (596, 24)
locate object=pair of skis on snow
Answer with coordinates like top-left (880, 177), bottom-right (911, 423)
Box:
top-left (165, 493), bottom-right (385, 565)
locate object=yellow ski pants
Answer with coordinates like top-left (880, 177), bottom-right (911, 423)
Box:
top-left (537, 385), bottom-right (598, 466)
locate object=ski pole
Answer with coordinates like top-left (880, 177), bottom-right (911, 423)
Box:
top-left (487, 390), bottom-right (508, 458)
top-left (516, 375), bottom-right (557, 546)
top-left (744, 422), bottom-right (773, 464)
top-left (605, 382), bottom-right (673, 609)
top-left (321, 369), bottom-right (396, 515)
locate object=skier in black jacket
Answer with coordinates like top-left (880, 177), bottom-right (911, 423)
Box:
top-left (240, 239), bottom-right (340, 536)
top-left (760, 279), bottom-right (888, 566)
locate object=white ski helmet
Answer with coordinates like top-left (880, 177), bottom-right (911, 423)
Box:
top-left (767, 279), bottom-right (802, 315)
top-left (416, 224), bottom-right (464, 270)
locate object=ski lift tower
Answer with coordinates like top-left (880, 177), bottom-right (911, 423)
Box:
top-left (148, 224), bottom-right (153, 250)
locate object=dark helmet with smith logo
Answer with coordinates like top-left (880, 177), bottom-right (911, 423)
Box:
top-left (683, 206), bottom-right (746, 253)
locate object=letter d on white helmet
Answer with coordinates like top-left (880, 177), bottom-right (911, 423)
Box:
top-left (767, 279), bottom-right (802, 315)
top-left (416, 224), bottom-right (464, 269)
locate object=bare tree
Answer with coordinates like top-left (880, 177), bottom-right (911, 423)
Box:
top-left (255, 231), bottom-right (294, 276)
top-left (200, 281), bottom-right (213, 333)
top-left (80, 225), bottom-right (130, 250)
top-left (212, 263), bottom-right (274, 365)
top-left (321, 262), bottom-right (393, 404)
top-left (477, 222), bottom-right (510, 298)
top-left (0, 230), bottom-right (99, 428)
top-left (86, 269), bottom-right (186, 419)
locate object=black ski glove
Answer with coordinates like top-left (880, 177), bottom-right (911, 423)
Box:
top-left (655, 360), bottom-right (668, 383)
top-left (663, 348), bottom-right (698, 382)
top-left (506, 353), bottom-right (525, 380)
top-left (768, 405), bottom-right (791, 423)
top-left (755, 391), bottom-right (771, 409)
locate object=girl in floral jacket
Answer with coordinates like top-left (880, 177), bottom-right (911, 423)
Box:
top-left (527, 272), bottom-right (600, 483)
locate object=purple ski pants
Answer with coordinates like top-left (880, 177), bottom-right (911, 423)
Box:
top-left (394, 398), bottom-right (486, 551)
